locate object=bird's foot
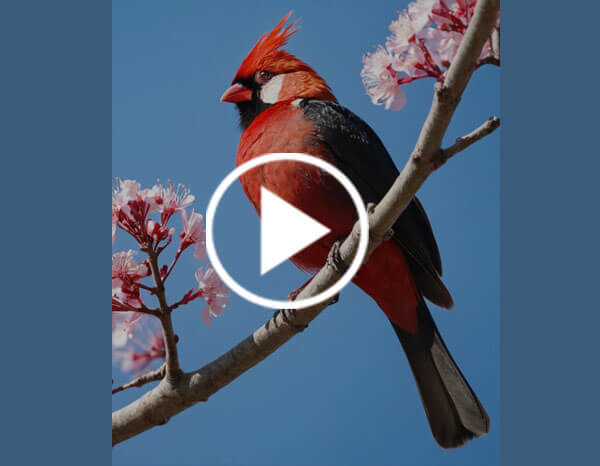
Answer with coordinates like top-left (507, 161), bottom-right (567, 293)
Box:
top-left (288, 277), bottom-right (339, 308)
top-left (327, 240), bottom-right (347, 274)
top-left (267, 281), bottom-right (311, 332)
top-left (272, 308), bottom-right (308, 332)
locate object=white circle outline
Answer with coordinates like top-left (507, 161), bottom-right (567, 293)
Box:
top-left (205, 153), bottom-right (369, 310)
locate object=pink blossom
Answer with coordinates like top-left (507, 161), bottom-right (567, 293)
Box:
top-left (384, 1), bottom-right (450, 80)
top-left (386, 13), bottom-right (417, 54)
top-left (387, 0), bottom-right (436, 53)
top-left (409, 0), bottom-right (437, 29)
top-left (145, 219), bottom-right (175, 244)
top-left (112, 179), bottom-right (151, 218)
top-left (179, 209), bottom-right (206, 261)
top-left (362, 0), bottom-right (496, 110)
top-left (112, 179), bottom-right (154, 245)
top-left (145, 182), bottom-right (195, 224)
top-left (429, 1), bottom-right (492, 63)
top-left (112, 250), bottom-right (149, 285)
top-left (361, 46), bottom-right (407, 110)
top-left (112, 250), bottom-right (149, 311)
top-left (112, 321), bottom-right (129, 348)
top-left (420, 28), bottom-right (462, 67)
top-left (195, 267), bottom-right (229, 325)
top-left (112, 250), bottom-right (148, 277)
top-left (113, 316), bottom-right (165, 374)
top-left (112, 311), bottom-right (141, 347)
top-left (112, 292), bottom-right (143, 312)
top-left (114, 179), bottom-right (141, 205)
top-left (112, 178), bottom-right (199, 249)
top-left (431, 0), bottom-right (475, 33)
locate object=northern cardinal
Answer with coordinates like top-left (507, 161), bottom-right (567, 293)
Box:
top-left (220, 13), bottom-right (489, 448)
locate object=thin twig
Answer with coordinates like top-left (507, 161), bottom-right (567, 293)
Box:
top-left (136, 282), bottom-right (155, 293)
top-left (112, 364), bottom-right (166, 394)
top-left (146, 250), bottom-right (183, 384)
top-left (439, 116), bottom-right (500, 165)
top-left (163, 250), bottom-right (182, 282)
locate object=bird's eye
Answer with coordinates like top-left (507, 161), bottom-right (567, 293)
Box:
top-left (255, 70), bottom-right (274, 84)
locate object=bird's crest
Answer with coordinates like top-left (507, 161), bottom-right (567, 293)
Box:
top-left (233, 12), bottom-right (300, 82)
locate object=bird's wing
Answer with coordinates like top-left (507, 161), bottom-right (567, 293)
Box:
top-left (298, 99), bottom-right (452, 308)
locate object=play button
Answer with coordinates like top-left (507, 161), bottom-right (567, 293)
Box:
top-left (205, 153), bottom-right (369, 310)
top-left (260, 186), bottom-right (331, 275)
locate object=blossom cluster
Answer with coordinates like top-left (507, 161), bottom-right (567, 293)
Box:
top-left (361, 0), bottom-right (497, 110)
top-left (112, 179), bottom-right (194, 246)
top-left (112, 179), bottom-right (229, 376)
top-left (113, 315), bottom-right (166, 374)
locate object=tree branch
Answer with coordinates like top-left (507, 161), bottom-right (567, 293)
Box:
top-left (112, 364), bottom-right (166, 395)
top-left (491, 26), bottom-right (500, 60)
top-left (112, 0), bottom-right (500, 446)
top-left (146, 249), bottom-right (183, 384)
top-left (439, 116), bottom-right (500, 165)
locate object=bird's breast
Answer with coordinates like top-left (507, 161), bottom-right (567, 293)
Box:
top-left (235, 101), bottom-right (356, 271)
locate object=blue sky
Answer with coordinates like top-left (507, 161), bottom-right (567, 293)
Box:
top-left (112, 1), bottom-right (499, 465)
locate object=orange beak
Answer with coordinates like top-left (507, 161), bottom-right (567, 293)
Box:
top-left (220, 83), bottom-right (253, 103)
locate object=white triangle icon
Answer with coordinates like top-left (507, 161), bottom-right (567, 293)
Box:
top-left (260, 186), bottom-right (331, 275)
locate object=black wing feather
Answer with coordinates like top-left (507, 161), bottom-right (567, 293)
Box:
top-left (299, 99), bottom-right (452, 308)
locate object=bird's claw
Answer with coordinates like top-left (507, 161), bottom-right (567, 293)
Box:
top-left (327, 240), bottom-right (347, 273)
top-left (271, 308), bottom-right (308, 332)
top-left (267, 285), bottom-right (309, 332)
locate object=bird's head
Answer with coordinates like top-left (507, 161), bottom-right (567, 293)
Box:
top-left (221, 12), bottom-right (336, 129)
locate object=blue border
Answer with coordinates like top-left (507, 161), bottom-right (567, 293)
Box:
top-left (502, 2), bottom-right (600, 464)
top-left (1, 1), bottom-right (110, 464)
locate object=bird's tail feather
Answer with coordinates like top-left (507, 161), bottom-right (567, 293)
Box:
top-left (391, 301), bottom-right (490, 448)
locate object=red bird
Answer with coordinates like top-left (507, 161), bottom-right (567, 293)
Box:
top-left (221, 13), bottom-right (489, 448)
